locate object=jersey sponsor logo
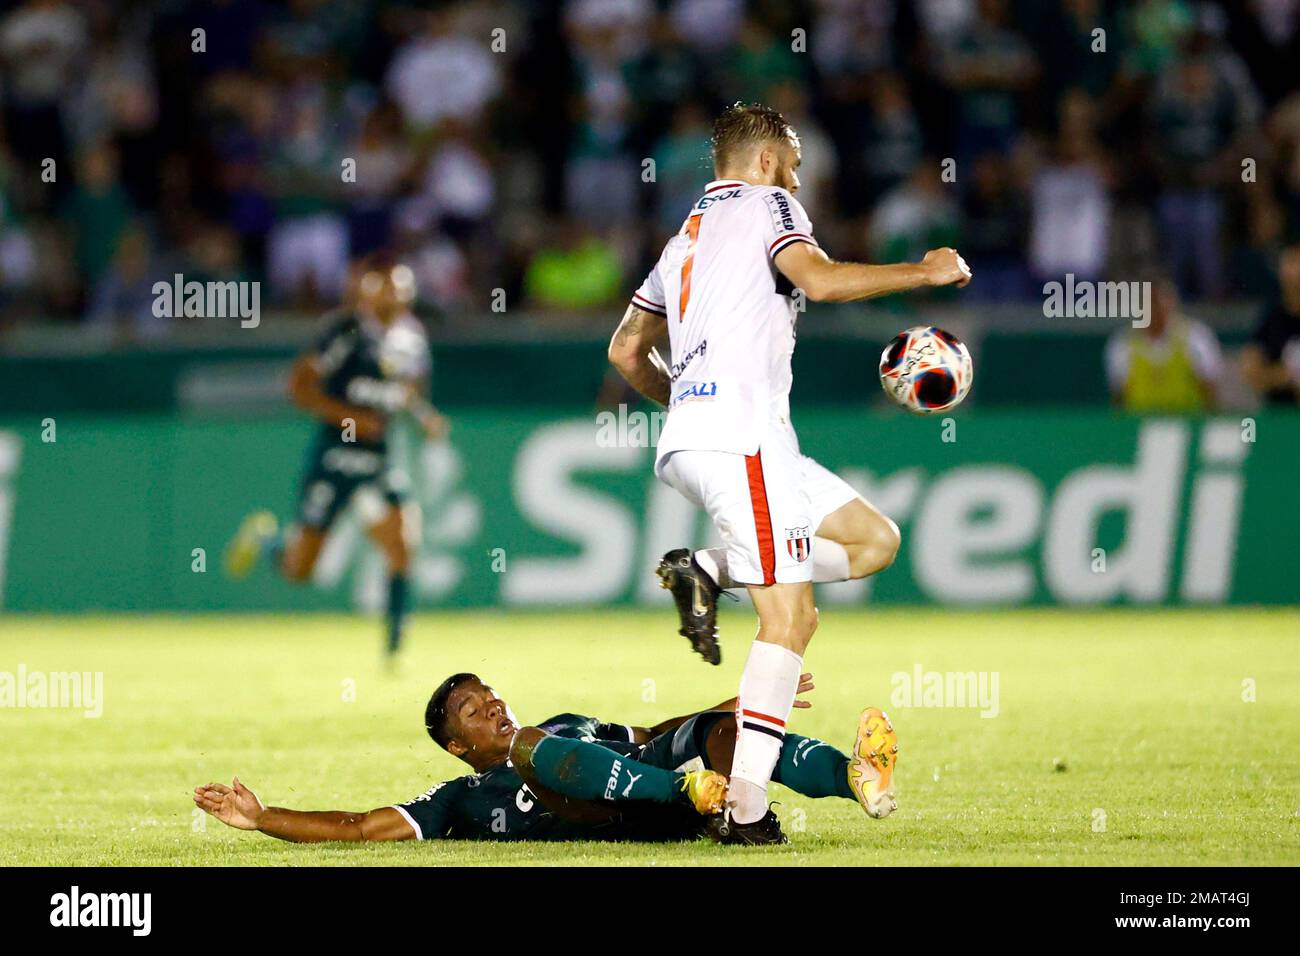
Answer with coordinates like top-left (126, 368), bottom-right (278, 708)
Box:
top-left (411, 781), bottom-right (448, 802)
top-left (346, 376), bottom-right (407, 412)
top-left (321, 447), bottom-right (384, 477)
top-left (672, 381), bottom-right (718, 407)
top-left (786, 525), bottom-right (810, 562)
top-left (669, 340), bottom-right (707, 382)
top-left (621, 770), bottom-right (642, 797)
top-left (695, 187), bottom-right (742, 210)
top-left (603, 758), bottom-right (623, 800)
top-left (766, 190), bottom-right (796, 232)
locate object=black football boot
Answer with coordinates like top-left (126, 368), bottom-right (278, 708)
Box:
top-left (656, 548), bottom-right (722, 665)
top-left (707, 806), bottom-right (788, 846)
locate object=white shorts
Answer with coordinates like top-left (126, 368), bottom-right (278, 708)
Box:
top-left (656, 427), bottom-right (860, 586)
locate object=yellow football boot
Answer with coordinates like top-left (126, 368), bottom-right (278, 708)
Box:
top-left (224, 510), bottom-right (277, 578)
top-left (679, 769), bottom-right (728, 815)
top-left (847, 707), bottom-right (899, 819)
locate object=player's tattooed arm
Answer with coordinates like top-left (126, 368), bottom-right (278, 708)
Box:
top-left (625, 672), bottom-right (817, 743)
top-left (287, 353), bottom-right (385, 441)
top-left (775, 242), bottom-right (972, 303)
top-left (607, 304), bottom-right (671, 406)
top-left (193, 778), bottom-right (416, 843)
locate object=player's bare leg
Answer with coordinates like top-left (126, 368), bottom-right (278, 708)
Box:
top-left (280, 525), bottom-right (326, 581)
top-left (660, 500), bottom-right (897, 664)
top-left (365, 504), bottom-right (412, 659)
top-left (811, 497), bottom-right (901, 581)
top-left (719, 580), bottom-right (817, 843)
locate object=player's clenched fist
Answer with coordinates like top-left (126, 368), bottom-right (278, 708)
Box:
top-left (921, 248), bottom-right (972, 288)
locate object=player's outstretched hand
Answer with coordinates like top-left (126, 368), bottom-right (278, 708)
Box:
top-left (193, 777), bottom-right (265, 831)
top-left (921, 248), bottom-right (972, 289)
top-left (793, 671), bottom-right (815, 709)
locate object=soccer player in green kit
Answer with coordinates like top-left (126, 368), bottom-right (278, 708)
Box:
top-left (193, 673), bottom-right (891, 846)
top-left (224, 254), bottom-right (448, 660)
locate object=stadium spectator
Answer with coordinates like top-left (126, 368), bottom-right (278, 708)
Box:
top-left (0, 0), bottom-right (87, 190)
top-left (1029, 90), bottom-right (1112, 284)
top-left (384, 7), bottom-right (502, 132)
top-left (868, 159), bottom-right (961, 311)
top-left (859, 72), bottom-right (925, 213)
top-left (1105, 274), bottom-right (1225, 412)
top-left (1148, 30), bottom-right (1258, 299)
top-left (523, 222), bottom-right (623, 310)
top-left (86, 221), bottom-right (162, 340)
top-left (0, 0), bottom-right (1294, 333)
top-left (1242, 243), bottom-right (1300, 405)
top-left (941, 0), bottom-right (1039, 162)
top-left (62, 142), bottom-right (134, 298)
top-left (960, 151), bottom-right (1031, 302)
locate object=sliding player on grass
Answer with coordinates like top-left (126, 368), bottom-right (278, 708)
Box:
top-left (193, 672), bottom-right (892, 846)
top-left (608, 103), bottom-right (970, 842)
top-left (224, 254), bottom-right (448, 661)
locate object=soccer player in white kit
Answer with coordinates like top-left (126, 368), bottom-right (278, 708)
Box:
top-left (608, 104), bottom-right (971, 843)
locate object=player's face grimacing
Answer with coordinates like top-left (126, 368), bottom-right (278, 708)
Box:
top-left (443, 680), bottom-right (519, 764)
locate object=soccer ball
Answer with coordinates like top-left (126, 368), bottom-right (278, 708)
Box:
top-left (878, 326), bottom-right (973, 414)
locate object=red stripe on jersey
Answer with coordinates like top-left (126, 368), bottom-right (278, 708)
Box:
top-left (705, 181), bottom-right (746, 193)
top-left (741, 708), bottom-right (787, 728)
top-left (744, 452), bottom-right (776, 586)
top-left (678, 214), bottom-right (702, 322)
top-left (632, 293), bottom-right (665, 314)
top-left (769, 233), bottom-right (813, 256)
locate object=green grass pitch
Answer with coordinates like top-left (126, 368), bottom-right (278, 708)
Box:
top-left (2, 607), bottom-right (1297, 866)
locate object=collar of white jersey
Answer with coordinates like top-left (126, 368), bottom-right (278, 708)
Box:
top-left (703, 179), bottom-right (750, 193)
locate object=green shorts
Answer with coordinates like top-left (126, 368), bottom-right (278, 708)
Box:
top-left (635, 710), bottom-right (731, 774)
top-left (296, 436), bottom-right (404, 531)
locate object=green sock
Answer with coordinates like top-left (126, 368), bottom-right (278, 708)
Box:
top-left (771, 733), bottom-right (856, 800)
top-left (530, 735), bottom-right (681, 804)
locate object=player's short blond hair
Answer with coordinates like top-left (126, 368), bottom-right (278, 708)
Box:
top-left (711, 102), bottom-right (794, 173)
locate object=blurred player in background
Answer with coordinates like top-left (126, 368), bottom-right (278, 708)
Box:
top-left (608, 103), bottom-right (970, 843)
top-left (225, 254), bottom-right (449, 661)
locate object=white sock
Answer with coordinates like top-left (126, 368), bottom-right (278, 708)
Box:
top-left (730, 641), bottom-right (803, 824)
top-left (811, 536), bottom-right (851, 583)
top-left (693, 548), bottom-right (737, 589)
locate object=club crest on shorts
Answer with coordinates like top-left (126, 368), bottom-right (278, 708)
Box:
top-left (785, 526), bottom-right (810, 562)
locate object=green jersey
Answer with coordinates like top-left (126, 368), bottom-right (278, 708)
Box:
top-left (392, 713), bottom-right (702, 843)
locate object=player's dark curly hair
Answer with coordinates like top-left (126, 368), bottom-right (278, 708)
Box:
top-left (425, 673), bottom-right (480, 749)
top-left (711, 102), bottom-right (793, 173)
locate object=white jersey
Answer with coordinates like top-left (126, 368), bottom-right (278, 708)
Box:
top-left (632, 179), bottom-right (818, 464)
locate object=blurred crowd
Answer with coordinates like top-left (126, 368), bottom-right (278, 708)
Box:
top-left (1, 0), bottom-right (1299, 351)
